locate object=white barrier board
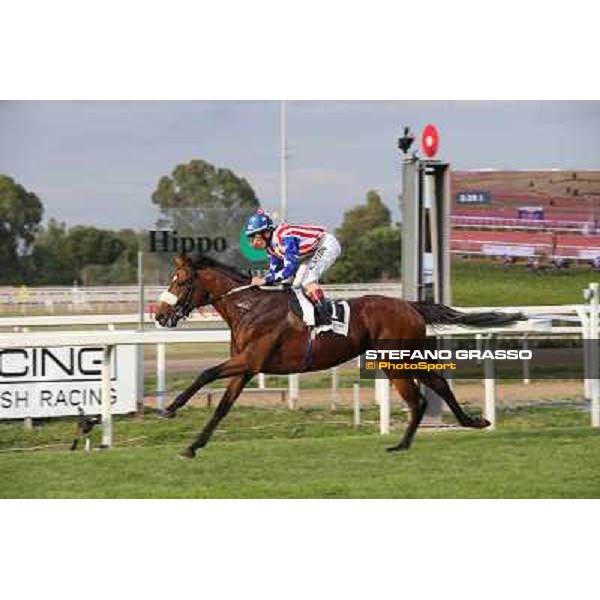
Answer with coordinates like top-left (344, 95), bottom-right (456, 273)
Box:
top-left (482, 244), bottom-right (535, 257)
top-left (0, 345), bottom-right (138, 419)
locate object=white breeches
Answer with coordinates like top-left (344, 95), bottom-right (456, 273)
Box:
top-left (292, 233), bottom-right (341, 288)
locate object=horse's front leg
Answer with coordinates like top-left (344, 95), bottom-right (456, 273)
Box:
top-left (180, 373), bottom-right (252, 459)
top-left (161, 355), bottom-right (249, 417)
top-left (162, 326), bottom-right (286, 418)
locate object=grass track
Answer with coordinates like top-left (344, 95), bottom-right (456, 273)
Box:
top-left (452, 259), bottom-right (600, 306)
top-left (1, 407), bottom-right (599, 498)
top-left (3, 260), bottom-right (600, 498)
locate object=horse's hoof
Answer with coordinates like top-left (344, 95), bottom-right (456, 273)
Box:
top-left (179, 447), bottom-right (196, 460)
top-left (386, 444), bottom-right (409, 453)
top-left (158, 409), bottom-right (176, 420)
top-left (472, 417), bottom-right (491, 429)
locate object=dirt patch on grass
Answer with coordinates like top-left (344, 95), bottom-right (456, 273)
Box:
top-left (146, 379), bottom-right (583, 410)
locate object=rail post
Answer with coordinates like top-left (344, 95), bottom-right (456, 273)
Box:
top-left (522, 333), bottom-right (530, 385)
top-left (156, 342), bottom-right (166, 411)
top-left (288, 373), bottom-right (299, 410)
top-left (377, 374), bottom-right (390, 435)
top-left (330, 367), bottom-right (338, 411)
top-left (483, 334), bottom-right (496, 429)
top-left (353, 382), bottom-right (361, 428)
top-left (100, 344), bottom-right (114, 448)
top-left (577, 304), bottom-right (591, 401)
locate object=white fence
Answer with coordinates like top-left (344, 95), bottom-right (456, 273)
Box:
top-left (0, 283), bottom-right (403, 314)
top-left (0, 289), bottom-right (599, 446)
top-left (0, 328), bottom-right (229, 447)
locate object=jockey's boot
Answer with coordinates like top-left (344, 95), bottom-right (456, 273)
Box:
top-left (307, 287), bottom-right (331, 326)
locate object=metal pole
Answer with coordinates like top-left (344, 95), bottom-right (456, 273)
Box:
top-left (400, 158), bottom-right (420, 302)
top-left (330, 367), bottom-right (338, 411)
top-left (280, 100), bottom-right (288, 221)
top-left (353, 382), bottom-right (361, 428)
top-left (421, 167), bottom-right (443, 425)
top-left (101, 345), bottom-right (114, 448)
top-left (157, 342), bottom-right (166, 411)
top-left (137, 250), bottom-right (144, 331)
top-left (136, 250), bottom-right (146, 415)
top-left (589, 283), bottom-right (600, 427)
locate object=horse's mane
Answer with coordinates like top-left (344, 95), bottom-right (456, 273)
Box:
top-left (192, 254), bottom-right (251, 284)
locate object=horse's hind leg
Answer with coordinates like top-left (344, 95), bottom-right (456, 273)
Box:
top-left (384, 375), bottom-right (428, 452)
top-left (418, 371), bottom-right (490, 429)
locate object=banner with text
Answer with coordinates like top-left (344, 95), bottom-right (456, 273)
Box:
top-left (0, 345), bottom-right (139, 419)
top-left (359, 338), bottom-right (591, 380)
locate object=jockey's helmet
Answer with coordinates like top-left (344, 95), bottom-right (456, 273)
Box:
top-left (245, 209), bottom-right (274, 237)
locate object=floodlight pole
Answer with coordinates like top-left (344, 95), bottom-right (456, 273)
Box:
top-left (399, 126), bottom-right (451, 425)
top-left (280, 100), bottom-right (298, 403)
top-left (280, 100), bottom-right (288, 221)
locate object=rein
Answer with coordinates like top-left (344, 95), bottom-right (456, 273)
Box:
top-left (171, 281), bottom-right (254, 320)
top-left (160, 263), bottom-right (257, 323)
top-left (208, 283), bottom-right (254, 304)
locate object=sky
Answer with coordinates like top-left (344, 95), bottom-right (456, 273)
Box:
top-left (1, 100), bottom-right (600, 232)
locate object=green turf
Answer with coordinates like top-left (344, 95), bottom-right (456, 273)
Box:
top-left (1, 405), bottom-right (598, 498)
top-left (143, 364), bottom-right (371, 393)
top-left (2, 260), bottom-right (599, 498)
top-left (452, 258), bottom-right (600, 306)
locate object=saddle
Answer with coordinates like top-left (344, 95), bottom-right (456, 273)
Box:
top-left (288, 288), bottom-right (351, 336)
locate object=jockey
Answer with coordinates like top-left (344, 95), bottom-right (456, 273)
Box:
top-left (244, 209), bottom-right (341, 326)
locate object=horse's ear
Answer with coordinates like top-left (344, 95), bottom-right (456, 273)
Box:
top-left (175, 253), bottom-right (190, 267)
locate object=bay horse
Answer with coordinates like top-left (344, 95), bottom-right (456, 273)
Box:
top-left (155, 254), bottom-right (525, 459)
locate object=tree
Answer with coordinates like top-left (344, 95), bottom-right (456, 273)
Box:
top-left (334, 189), bottom-right (391, 247)
top-left (325, 190), bottom-right (400, 283)
top-left (151, 159), bottom-right (261, 268)
top-left (0, 175), bottom-right (44, 283)
top-left (77, 228), bottom-right (140, 285)
top-left (67, 226), bottom-right (126, 272)
top-left (27, 219), bottom-right (77, 285)
top-left (152, 159), bottom-right (259, 213)
top-left (28, 223), bottom-right (141, 285)
top-left (81, 253), bottom-right (135, 285)
top-left (352, 225), bottom-right (401, 280)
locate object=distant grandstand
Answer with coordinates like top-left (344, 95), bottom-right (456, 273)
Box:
top-left (451, 170), bottom-right (600, 261)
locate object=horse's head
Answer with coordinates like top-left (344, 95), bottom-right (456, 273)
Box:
top-left (155, 254), bottom-right (211, 328)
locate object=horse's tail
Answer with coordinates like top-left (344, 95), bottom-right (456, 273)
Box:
top-left (409, 301), bottom-right (527, 329)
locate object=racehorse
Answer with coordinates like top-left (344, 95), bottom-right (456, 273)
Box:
top-left (155, 253), bottom-right (525, 459)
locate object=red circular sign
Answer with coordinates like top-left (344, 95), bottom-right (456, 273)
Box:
top-left (421, 124), bottom-right (439, 158)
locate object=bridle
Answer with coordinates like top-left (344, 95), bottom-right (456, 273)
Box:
top-left (159, 269), bottom-right (253, 324)
top-left (173, 278), bottom-right (196, 320)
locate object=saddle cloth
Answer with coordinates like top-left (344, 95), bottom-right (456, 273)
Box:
top-left (291, 288), bottom-right (351, 336)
